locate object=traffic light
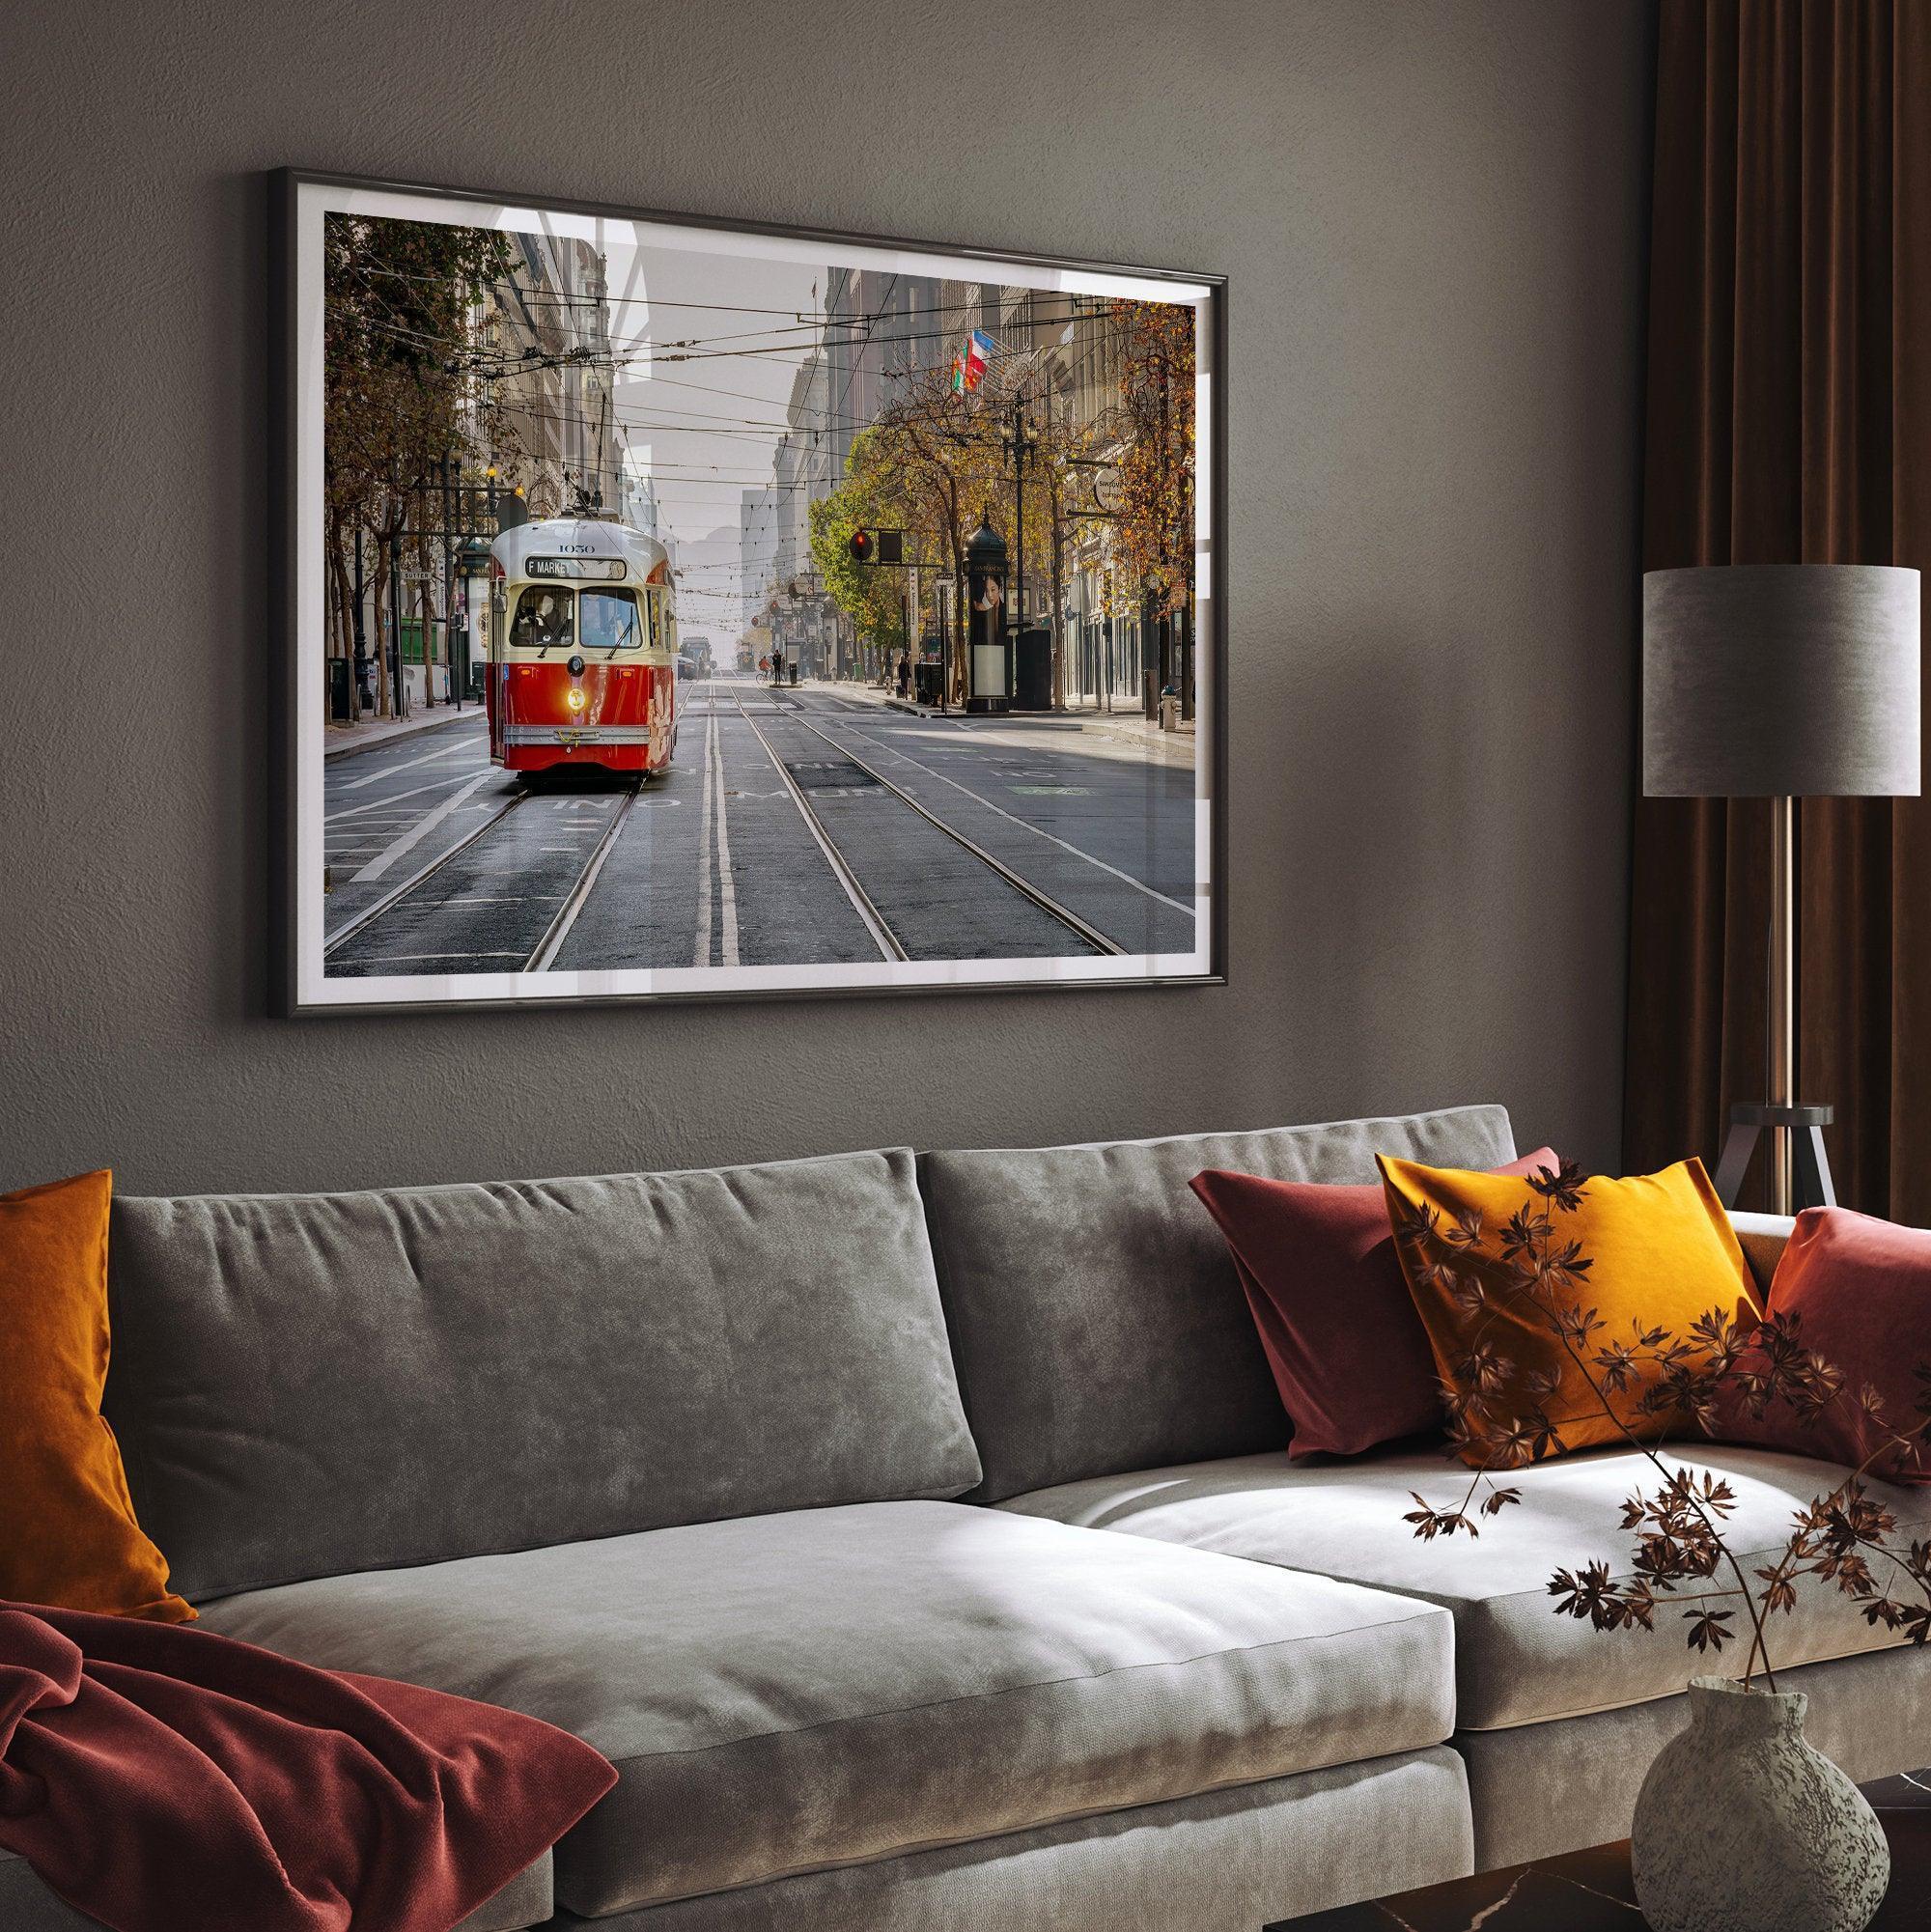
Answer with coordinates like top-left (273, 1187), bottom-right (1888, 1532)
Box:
top-left (849, 527), bottom-right (905, 566)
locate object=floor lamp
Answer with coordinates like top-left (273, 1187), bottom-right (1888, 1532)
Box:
top-left (1642, 564), bottom-right (1920, 1216)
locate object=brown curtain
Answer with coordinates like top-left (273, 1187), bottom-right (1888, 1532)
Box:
top-left (1626, 0), bottom-right (1931, 1218)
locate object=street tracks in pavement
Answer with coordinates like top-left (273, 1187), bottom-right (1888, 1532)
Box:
top-left (725, 686), bottom-right (906, 963)
top-left (521, 788), bottom-right (641, 971)
top-left (323, 782), bottom-right (641, 972)
top-left (732, 686), bottom-right (1126, 961)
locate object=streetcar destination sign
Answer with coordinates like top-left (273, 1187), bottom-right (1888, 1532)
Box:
top-left (527, 557), bottom-right (627, 579)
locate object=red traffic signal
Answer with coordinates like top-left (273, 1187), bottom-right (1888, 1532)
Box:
top-left (849, 529), bottom-right (874, 564)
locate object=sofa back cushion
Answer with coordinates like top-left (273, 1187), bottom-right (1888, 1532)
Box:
top-left (1727, 1210), bottom-right (1795, 1299)
top-left (919, 1106), bottom-right (1518, 1502)
top-left (104, 1149), bottom-right (980, 1602)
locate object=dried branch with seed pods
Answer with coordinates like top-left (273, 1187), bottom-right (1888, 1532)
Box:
top-left (1393, 1163), bottom-right (1931, 1688)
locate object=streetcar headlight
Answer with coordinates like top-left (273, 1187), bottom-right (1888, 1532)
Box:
top-left (566, 686), bottom-right (587, 713)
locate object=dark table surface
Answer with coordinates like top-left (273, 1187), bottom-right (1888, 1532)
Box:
top-left (1269, 1770), bottom-right (1931, 1930)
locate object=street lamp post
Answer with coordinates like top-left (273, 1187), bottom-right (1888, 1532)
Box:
top-left (387, 530), bottom-right (406, 719)
top-left (351, 528), bottom-right (369, 715)
top-left (439, 450), bottom-right (456, 709)
top-left (1003, 399), bottom-right (1036, 644)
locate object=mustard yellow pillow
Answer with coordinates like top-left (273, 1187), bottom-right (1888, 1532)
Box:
top-left (1377, 1155), bottom-right (1759, 1467)
top-left (0, 1169), bottom-right (192, 1619)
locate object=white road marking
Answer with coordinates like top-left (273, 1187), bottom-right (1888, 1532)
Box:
top-left (713, 712), bottom-right (740, 966)
top-left (351, 772), bottom-right (493, 883)
top-left (693, 708), bottom-right (716, 966)
top-left (338, 735), bottom-right (483, 791)
top-left (325, 770), bottom-right (489, 824)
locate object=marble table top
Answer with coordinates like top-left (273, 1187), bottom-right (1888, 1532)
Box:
top-left (1269, 1770), bottom-right (1931, 1929)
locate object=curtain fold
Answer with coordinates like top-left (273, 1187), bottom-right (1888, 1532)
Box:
top-left (1626, 0), bottom-right (1931, 1218)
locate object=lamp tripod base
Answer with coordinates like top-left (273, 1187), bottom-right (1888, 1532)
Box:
top-left (1711, 1102), bottom-right (1836, 1215)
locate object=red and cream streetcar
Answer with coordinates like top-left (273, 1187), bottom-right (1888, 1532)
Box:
top-left (486, 517), bottom-right (678, 778)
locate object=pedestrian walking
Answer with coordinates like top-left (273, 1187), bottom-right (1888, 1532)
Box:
top-left (896, 650), bottom-right (911, 701)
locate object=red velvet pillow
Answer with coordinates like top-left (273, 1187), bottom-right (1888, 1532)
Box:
top-left (1189, 1146), bottom-right (1558, 1459)
top-left (1721, 1207), bottom-right (1931, 1483)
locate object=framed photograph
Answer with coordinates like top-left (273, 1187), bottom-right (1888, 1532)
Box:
top-left (274, 170), bottom-right (1225, 1013)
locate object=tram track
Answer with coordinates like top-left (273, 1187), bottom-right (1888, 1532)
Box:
top-left (324, 779), bottom-right (641, 973)
top-left (726, 687), bottom-right (905, 963)
top-left (324, 675), bottom-right (1133, 977)
top-left (731, 684), bottom-right (1125, 960)
top-left (324, 788), bottom-right (530, 958)
top-left (522, 786), bottom-right (641, 970)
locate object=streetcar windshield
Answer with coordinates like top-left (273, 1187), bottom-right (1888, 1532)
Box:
top-left (580, 587), bottom-right (642, 654)
top-left (509, 586), bottom-right (574, 655)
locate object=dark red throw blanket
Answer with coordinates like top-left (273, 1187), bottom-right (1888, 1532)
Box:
top-left (0, 1602), bottom-right (616, 1932)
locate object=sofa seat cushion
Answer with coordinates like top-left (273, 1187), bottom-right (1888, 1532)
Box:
top-left (998, 1444), bottom-right (1931, 1731)
top-left (0, 1846), bottom-right (554, 1932)
top-left (195, 1500), bottom-right (1455, 1917)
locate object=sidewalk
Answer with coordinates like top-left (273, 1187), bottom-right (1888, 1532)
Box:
top-left (323, 703), bottom-right (484, 762)
top-left (803, 677), bottom-right (1197, 765)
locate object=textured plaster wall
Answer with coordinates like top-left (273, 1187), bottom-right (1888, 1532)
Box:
top-left (0, 0), bottom-right (1652, 1193)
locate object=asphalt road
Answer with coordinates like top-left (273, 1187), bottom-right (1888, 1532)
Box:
top-left (321, 677), bottom-right (1197, 978)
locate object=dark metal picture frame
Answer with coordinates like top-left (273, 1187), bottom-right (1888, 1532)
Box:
top-left (272, 168), bottom-right (1227, 1015)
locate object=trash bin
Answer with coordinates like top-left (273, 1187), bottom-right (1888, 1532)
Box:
top-left (914, 660), bottom-right (944, 708)
top-left (327, 657), bottom-right (353, 723)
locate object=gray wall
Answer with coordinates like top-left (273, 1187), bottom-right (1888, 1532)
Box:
top-left (0, 1), bottom-right (1650, 1195)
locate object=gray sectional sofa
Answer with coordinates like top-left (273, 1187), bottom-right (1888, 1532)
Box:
top-left (5, 1105), bottom-right (1927, 1932)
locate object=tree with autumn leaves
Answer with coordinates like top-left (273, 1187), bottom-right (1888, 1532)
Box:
top-left (808, 298), bottom-right (1191, 710)
top-left (808, 442), bottom-right (911, 672)
top-left (323, 214), bottom-right (516, 716)
top-left (811, 359), bottom-right (1104, 704)
top-left (1107, 299), bottom-right (1197, 712)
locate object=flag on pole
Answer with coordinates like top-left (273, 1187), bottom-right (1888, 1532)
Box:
top-left (967, 328), bottom-right (993, 385)
top-left (956, 328), bottom-right (993, 394)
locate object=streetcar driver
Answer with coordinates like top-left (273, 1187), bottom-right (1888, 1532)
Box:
top-left (511, 589), bottom-right (574, 658)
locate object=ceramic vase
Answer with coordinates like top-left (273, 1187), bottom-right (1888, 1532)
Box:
top-left (1631, 1674), bottom-right (1890, 1932)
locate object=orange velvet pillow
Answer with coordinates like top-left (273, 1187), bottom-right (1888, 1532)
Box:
top-left (0, 1170), bottom-right (191, 1620)
top-left (1378, 1155), bottom-right (1760, 1468)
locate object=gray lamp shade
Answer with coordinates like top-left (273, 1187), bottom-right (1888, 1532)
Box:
top-left (1643, 564), bottom-right (1921, 798)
